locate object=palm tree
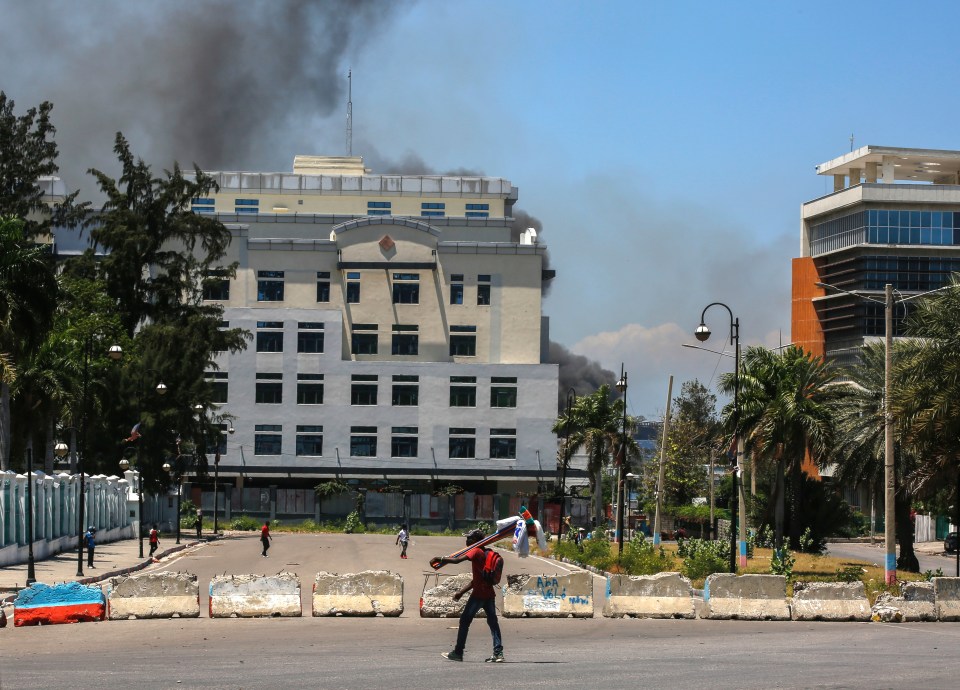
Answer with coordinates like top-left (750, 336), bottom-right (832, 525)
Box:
top-left (553, 384), bottom-right (640, 528)
top-left (0, 216), bottom-right (58, 469)
top-left (719, 345), bottom-right (843, 551)
top-left (831, 341), bottom-right (920, 571)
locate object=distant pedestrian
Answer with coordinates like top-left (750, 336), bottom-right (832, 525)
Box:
top-left (149, 524), bottom-right (161, 558)
top-left (396, 523), bottom-right (410, 559)
top-left (431, 529), bottom-right (504, 663)
top-left (84, 526), bottom-right (97, 568)
top-left (195, 509), bottom-right (203, 539)
top-left (261, 520), bottom-right (272, 557)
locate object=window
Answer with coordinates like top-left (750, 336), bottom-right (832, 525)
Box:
top-left (191, 197), bottom-right (216, 214)
top-left (490, 428), bottom-right (516, 459)
top-left (392, 374), bottom-right (419, 406)
top-left (205, 372), bottom-right (229, 404)
top-left (350, 426), bottom-right (377, 457)
top-left (450, 284), bottom-right (463, 304)
top-left (351, 323), bottom-right (378, 355)
top-left (235, 198), bottom-right (259, 214)
top-left (421, 202), bottom-right (445, 218)
top-left (296, 374), bottom-right (324, 405)
top-left (255, 373), bottom-right (282, 404)
top-left (392, 325), bottom-right (419, 355)
top-left (449, 428), bottom-right (476, 459)
top-left (491, 376), bottom-right (517, 408)
top-left (317, 271), bottom-right (331, 302)
top-left (257, 270), bottom-right (284, 301)
top-left (450, 376), bottom-right (477, 407)
top-left (297, 322), bottom-right (324, 353)
top-left (254, 425), bottom-right (282, 455)
top-left (203, 270), bottom-right (230, 301)
top-left (296, 425), bottom-right (323, 456)
top-left (256, 321), bottom-right (284, 353)
top-left (368, 201), bottom-right (392, 216)
top-left (450, 335), bottom-right (476, 357)
top-left (351, 375), bottom-right (378, 405)
top-left (477, 275), bottom-right (491, 306)
top-left (347, 271), bottom-right (360, 303)
top-left (391, 427), bottom-right (418, 458)
top-left (392, 273), bottom-right (420, 304)
top-left (466, 203), bottom-right (489, 218)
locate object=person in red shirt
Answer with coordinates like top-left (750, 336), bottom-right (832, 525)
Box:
top-left (149, 524), bottom-right (160, 558)
top-left (260, 520), bottom-right (272, 557)
top-left (430, 529), bottom-right (504, 663)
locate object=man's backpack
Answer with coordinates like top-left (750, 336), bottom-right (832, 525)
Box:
top-left (480, 548), bottom-right (504, 585)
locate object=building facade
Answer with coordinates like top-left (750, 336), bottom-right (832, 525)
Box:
top-left (793, 146), bottom-right (960, 367)
top-left (184, 156), bottom-right (559, 508)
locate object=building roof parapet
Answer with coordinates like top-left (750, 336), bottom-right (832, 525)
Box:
top-left (817, 145), bottom-right (960, 184)
top-left (802, 183), bottom-right (960, 219)
top-left (437, 241), bottom-right (546, 255)
top-left (187, 170), bottom-right (514, 198)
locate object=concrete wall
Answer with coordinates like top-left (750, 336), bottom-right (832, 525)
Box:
top-left (502, 572), bottom-right (593, 618)
top-left (603, 572), bottom-right (695, 619)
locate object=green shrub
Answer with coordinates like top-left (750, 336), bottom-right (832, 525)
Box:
top-left (771, 547), bottom-right (796, 578)
top-left (620, 535), bottom-right (675, 575)
top-left (343, 511), bottom-right (364, 534)
top-left (230, 515), bottom-right (261, 531)
top-left (835, 565), bottom-right (864, 583)
top-left (679, 538), bottom-right (729, 580)
top-left (923, 568), bottom-right (944, 581)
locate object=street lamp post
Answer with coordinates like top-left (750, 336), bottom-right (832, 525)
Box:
top-left (625, 472), bottom-right (638, 540)
top-left (557, 387), bottom-right (577, 542)
top-left (695, 302), bottom-right (742, 573)
top-left (119, 449), bottom-right (144, 558)
top-left (55, 339), bottom-right (122, 577)
top-left (122, 369), bottom-right (168, 559)
top-left (652, 376), bottom-right (674, 547)
top-left (615, 365), bottom-right (628, 556)
top-left (814, 280), bottom-right (955, 585)
top-left (162, 450), bottom-right (184, 544)
top-left (195, 404), bottom-right (234, 535)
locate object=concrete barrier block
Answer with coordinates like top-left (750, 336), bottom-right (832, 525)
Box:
top-left (502, 572), bottom-right (593, 618)
top-left (14, 582), bottom-right (105, 626)
top-left (933, 577), bottom-right (960, 621)
top-left (872, 582), bottom-right (936, 622)
top-left (703, 574), bottom-right (790, 620)
top-left (106, 571), bottom-right (200, 620)
top-left (603, 572), bottom-right (695, 619)
top-left (420, 574), bottom-right (479, 618)
top-left (209, 572), bottom-right (301, 618)
top-left (792, 581), bottom-right (870, 621)
top-left (312, 570), bottom-right (403, 617)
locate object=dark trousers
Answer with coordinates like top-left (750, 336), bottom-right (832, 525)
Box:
top-left (87, 546), bottom-right (94, 567)
top-left (149, 543), bottom-right (158, 557)
top-left (261, 538), bottom-right (270, 556)
top-left (455, 595), bottom-right (502, 655)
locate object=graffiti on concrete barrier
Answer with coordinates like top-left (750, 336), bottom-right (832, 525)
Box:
top-left (521, 576), bottom-right (590, 610)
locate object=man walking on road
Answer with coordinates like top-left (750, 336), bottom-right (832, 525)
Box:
top-left (260, 520), bottom-right (272, 557)
top-left (430, 529), bottom-right (504, 663)
top-left (149, 524), bottom-right (160, 558)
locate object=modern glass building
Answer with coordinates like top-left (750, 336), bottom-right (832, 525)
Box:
top-left (793, 146), bottom-right (960, 369)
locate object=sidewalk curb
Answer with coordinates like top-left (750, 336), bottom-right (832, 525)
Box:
top-left (1, 535), bottom-right (222, 611)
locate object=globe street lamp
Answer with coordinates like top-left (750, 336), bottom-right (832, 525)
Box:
top-left (695, 302), bottom-right (743, 573)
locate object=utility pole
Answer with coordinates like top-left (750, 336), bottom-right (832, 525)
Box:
top-left (652, 375), bottom-right (673, 546)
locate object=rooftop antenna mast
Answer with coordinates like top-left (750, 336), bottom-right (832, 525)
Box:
top-left (849, 133), bottom-right (855, 152)
top-left (346, 69), bottom-right (353, 157)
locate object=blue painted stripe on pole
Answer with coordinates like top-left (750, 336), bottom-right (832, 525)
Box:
top-left (703, 579), bottom-right (710, 601)
top-left (886, 552), bottom-right (897, 571)
top-left (652, 534), bottom-right (661, 546)
top-left (739, 541), bottom-right (748, 556)
top-left (606, 576), bottom-right (611, 598)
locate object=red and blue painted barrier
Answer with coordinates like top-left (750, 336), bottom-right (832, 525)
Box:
top-left (13, 582), bottom-right (106, 626)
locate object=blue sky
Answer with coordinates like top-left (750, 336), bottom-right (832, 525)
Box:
top-left (3, 0), bottom-right (959, 418)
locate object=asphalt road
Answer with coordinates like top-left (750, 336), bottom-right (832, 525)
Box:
top-left (826, 540), bottom-right (960, 576)
top-left (4, 533), bottom-right (960, 690)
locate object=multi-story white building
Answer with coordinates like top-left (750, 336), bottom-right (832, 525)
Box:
top-left (187, 156), bottom-right (559, 505)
